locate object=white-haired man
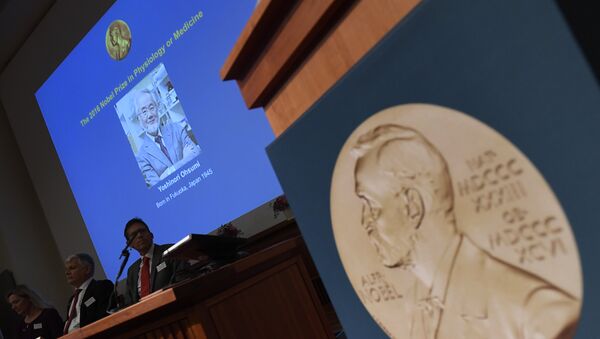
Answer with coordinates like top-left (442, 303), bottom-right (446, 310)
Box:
top-left (64, 253), bottom-right (113, 334)
top-left (133, 89), bottom-right (200, 187)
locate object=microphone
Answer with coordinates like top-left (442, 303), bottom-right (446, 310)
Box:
top-left (119, 229), bottom-right (141, 259)
top-left (108, 230), bottom-right (141, 313)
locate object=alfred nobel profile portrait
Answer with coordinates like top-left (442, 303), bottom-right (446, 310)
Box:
top-left (349, 124), bottom-right (580, 338)
top-left (106, 20), bottom-right (132, 61)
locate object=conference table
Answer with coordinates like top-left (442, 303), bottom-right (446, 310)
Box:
top-left (60, 223), bottom-right (334, 339)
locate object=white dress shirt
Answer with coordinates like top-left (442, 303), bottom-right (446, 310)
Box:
top-left (66, 277), bottom-right (93, 333)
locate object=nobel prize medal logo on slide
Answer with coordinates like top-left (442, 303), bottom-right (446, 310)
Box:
top-left (106, 20), bottom-right (132, 61)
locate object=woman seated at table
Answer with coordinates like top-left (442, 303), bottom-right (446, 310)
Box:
top-left (6, 285), bottom-right (63, 339)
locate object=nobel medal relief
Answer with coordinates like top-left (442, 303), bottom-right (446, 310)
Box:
top-left (330, 104), bottom-right (582, 338)
top-left (106, 20), bottom-right (132, 61)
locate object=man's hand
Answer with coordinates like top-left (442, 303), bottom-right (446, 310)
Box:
top-left (159, 166), bottom-right (176, 179)
top-left (183, 142), bottom-right (199, 159)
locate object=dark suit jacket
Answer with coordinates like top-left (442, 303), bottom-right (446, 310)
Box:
top-left (136, 123), bottom-right (199, 187)
top-left (125, 244), bottom-right (187, 305)
top-left (66, 279), bottom-right (114, 329)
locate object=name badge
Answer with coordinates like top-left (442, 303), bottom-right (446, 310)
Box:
top-left (156, 261), bottom-right (167, 272)
top-left (33, 323), bottom-right (42, 330)
top-left (84, 297), bottom-right (96, 307)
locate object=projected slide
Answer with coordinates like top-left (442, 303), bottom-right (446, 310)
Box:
top-left (35, 1), bottom-right (282, 278)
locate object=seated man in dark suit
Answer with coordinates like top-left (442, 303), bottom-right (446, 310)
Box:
top-left (124, 217), bottom-right (187, 305)
top-left (64, 253), bottom-right (114, 334)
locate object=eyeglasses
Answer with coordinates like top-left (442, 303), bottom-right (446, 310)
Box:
top-left (127, 228), bottom-right (149, 242)
top-left (137, 103), bottom-right (157, 118)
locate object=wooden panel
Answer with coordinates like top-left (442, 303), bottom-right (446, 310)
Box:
top-left (206, 258), bottom-right (332, 339)
top-left (221, 0), bottom-right (294, 81)
top-left (221, 0), bottom-right (356, 108)
top-left (221, 0), bottom-right (420, 135)
top-left (168, 322), bottom-right (186, 339)
top-left (114, 313), bottom-right (203, 339)
top-left (60, 235), bottom-right (332, 338)
top-left (237, 0), bottom-right (350, 108)
top-left (266, 0), bottom-right (421, 135)
top-left (62, 289), bottom-right (179, 338)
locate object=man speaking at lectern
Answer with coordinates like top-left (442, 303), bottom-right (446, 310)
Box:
top-left (124, 218), bottom-right (187, 305)
top-left (134, 89), bottom-right (200, 187)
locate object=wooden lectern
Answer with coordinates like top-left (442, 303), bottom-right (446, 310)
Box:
top-left (61, 234), bottom-right (332, 339)
top-left (221, 0), bottom-right (420, 135)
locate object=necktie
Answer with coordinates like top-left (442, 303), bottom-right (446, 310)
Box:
top-left (140, 256), bottom-right (151, 298)
top-left (154, 135), bottom-right (172, 163)
top-left (63, 289), bottom-right (82, 334)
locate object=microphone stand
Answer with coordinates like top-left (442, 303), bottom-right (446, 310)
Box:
top-left (107, 236), bottom-right (136, 313)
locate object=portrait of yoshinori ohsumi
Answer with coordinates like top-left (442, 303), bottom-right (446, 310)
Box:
top-left (330, 104), bottom-right (582, 339)
top-left (115, 63), bottom-right (200, 188)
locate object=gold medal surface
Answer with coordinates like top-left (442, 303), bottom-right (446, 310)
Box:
top-left (105, 20), bottom-right (132, 61)
top-left (330, 104), bottom-right (582, 338)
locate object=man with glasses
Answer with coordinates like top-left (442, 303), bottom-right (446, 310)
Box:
top-left (123, 217), bottom-right (188, 305)
top-left (133, 89), bottom-right (200, 187)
